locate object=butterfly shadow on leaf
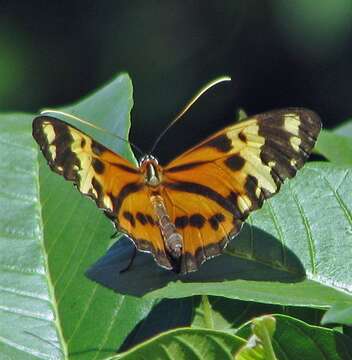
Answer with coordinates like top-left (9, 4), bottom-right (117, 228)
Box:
top-left (85, 223), bottom-right (306, 297)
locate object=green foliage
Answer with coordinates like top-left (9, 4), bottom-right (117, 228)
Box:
top-left (315, 130), bottom-right (352, 165)
top-left (0, 114), bottom-right (64, 359)
top-left (236, 315), bottom-right (352, 359)
top-left (111, 328), bottom-right (245, 360)
top-left (1, 73), bottom-right (352, 359)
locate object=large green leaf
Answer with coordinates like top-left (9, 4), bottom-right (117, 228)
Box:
top-left (315, 130), bottom-right (352, 165)
top-left (334, 119), bottom-right (352, 138)
top-left (88, 163), bottom-right (352, 308)
top-left (0, 114), bottom-right (64, 358)
top-left (315, 118), bottom-right (352, 165)
top-left (110, 328), bottom-right (245, 360)
top-left (0, 74), bottom-right (156, 359)
top-left (236, 315), bottom-right (352, 359)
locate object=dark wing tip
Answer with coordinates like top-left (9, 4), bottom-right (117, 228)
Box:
top-left (292, 107), bottom-right (322, 140)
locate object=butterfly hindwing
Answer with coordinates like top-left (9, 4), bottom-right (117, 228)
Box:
top-left (162, 186), bottom-right (242, 273)
top-left (163, 108), bottom-right (321, 273)
top-left (33, 116), bottom-right (174, 270)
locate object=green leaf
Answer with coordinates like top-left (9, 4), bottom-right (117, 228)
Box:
top-left (235, 316), bottom-right (277, 360)
top-left (110, 328), bottom-right (245, 360)
top-left (0, 114), bottom-right (65, 358)
top-left (322, 302), bottom-right (352, 326)
top-left (236, 108), bottom-right (248, 122)
top-left (315, 130), bottom-right (352, 164)
top-left (334, 119), bottom-right (352, 138)
top-left (236, 315), bottom-right (352, 360)
top-left (88, 163), bottom-right (352, 308)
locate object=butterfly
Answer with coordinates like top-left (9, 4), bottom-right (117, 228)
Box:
top-left (32, 108), bottom-right (321, 274)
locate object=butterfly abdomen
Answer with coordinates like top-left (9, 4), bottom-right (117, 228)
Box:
top-left (150, 194), bottom-right (183, 259)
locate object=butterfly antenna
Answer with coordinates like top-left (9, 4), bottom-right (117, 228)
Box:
top-left (40, 109), bottom-right (145, 157)
top-left (149, 76), bottom-right (231, 153)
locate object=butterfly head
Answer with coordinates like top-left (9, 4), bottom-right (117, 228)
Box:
top-left (139, 154), bottom-right (162, 188)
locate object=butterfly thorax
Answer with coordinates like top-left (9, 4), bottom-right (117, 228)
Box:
top-left (139, 154), bottom-right (162, 188)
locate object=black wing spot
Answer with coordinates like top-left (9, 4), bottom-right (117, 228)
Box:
top-left (175, 216), bottom-right (189, 229)
top-left (123, 211), bottom-right (136, 227)
top-left (90, 177), bottom-right (103, 205)
top-left (245, 175), bottom-right (263, 209)
top-left (208, 213), bottom-right (225, 230)
top-left (92, 158), bottom-right (105, 174)
top-left (146, 214), bottom-right (155, 225)
top-left (91, 141), bottom-right (106, 156)
top-left (239, 131), bottom-right (247, 143)
top-left (189, 214), bottom-right (206, 228)
top-left (206, 134), bottom-right (232, 152)
top-left (224, 154), bottom-right (245, 171)
top-left (136, 212), bottom-right (148, 225)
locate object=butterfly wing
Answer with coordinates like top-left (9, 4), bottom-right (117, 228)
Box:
top-left (163, 108), bottom-right (321, 273)
top-left (33, 116), bottom-right (173, 270)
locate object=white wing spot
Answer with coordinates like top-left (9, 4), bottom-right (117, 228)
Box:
top-left (49, 145), bottom-right (56, 160)
top-left (42, 123), bottom-right (56, 143)
top-left (237, 194), bottom-right (252, 213)
top-left (103, 195), bottom-right (113, 210)
top-left (284, 114), bottom-right (300, 136)
top-left (290, 136), bottom-right (301, 152)
top-left (255, 186), bottom-right (261, 198)
top-left (91, 188), bottom-right (98, 198)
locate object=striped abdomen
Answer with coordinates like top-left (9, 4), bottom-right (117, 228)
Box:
top-left (150, 195), bottom-right (183, 259)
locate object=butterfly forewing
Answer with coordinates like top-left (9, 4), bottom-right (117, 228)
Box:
top-left (163, 108), bottom-right (321, 273)
top-left (32, 116), bottom-right (174, 270)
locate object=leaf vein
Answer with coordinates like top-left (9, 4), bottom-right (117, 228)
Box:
top-left (266, 201), bottom-right (287, 267)
top-left (0, 335), bottom-right (52, 359)
top-left (289, 182), bottom-right (317, 274)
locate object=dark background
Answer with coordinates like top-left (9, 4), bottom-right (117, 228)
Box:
top-left (1, 1), bottom-right (351, 163)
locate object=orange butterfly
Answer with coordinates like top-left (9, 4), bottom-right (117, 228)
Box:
top-left (32, 90), bottom-right (321, 274)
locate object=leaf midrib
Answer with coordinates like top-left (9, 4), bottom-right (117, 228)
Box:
top-left (35, 151), bottom-right (68, 358)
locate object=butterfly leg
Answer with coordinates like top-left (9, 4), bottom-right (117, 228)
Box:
top-left (120, 246), bottom-right (137, 273)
